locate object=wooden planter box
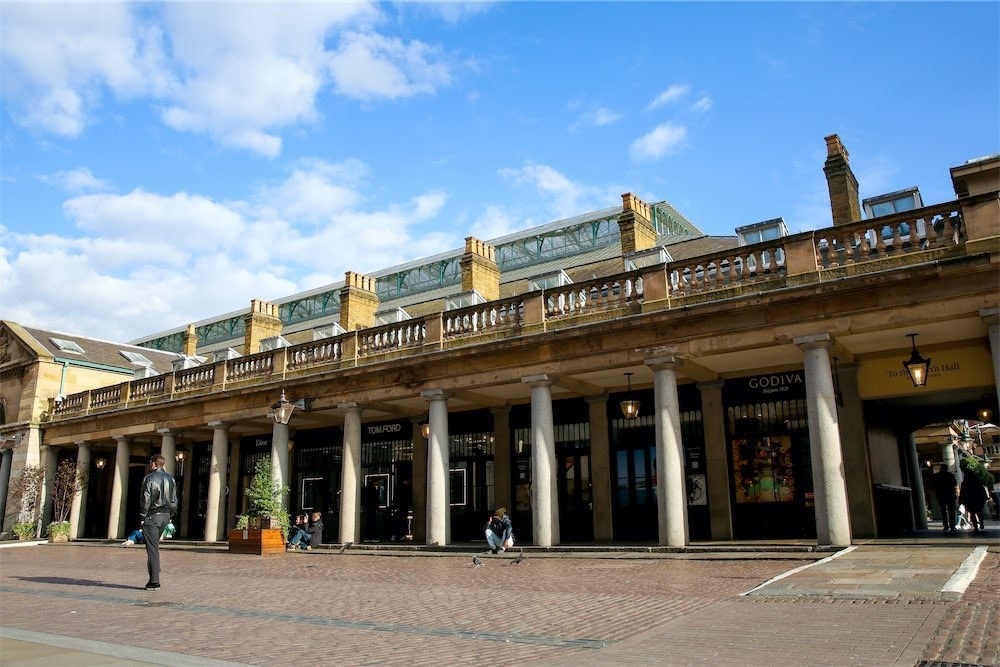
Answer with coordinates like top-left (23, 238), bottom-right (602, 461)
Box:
top-left (228, 528), bottom-right (285, 555)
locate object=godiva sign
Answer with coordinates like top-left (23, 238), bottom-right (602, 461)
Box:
top-left (857, 343), bottom-right (993, 399)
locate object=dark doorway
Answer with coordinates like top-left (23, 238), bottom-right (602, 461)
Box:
top-left (557, 443), bottom-right (593, 542)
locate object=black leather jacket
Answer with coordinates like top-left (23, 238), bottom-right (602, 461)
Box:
top-left (140, 468), bottom-right (178, 520)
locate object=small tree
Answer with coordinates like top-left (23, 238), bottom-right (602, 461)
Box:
top-left (238, 459), bottom-right (290, 540)
top-left (960, 456), bottom-right (992, 488)
top-left (47, 460), bottom-right (88, 538)
top-left (9, 465), bottom-right (45, 539)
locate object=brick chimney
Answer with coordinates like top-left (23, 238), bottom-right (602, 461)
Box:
top-left (460, 237), bottom-right (500, 302)
top-left (618, 192), bottom-right (658, 254)
top-left (339, 271), bottom-right (379, 331)
top-left (181, 324), bottom-right (198, 357)
top-left (823, 134), bottom-right (862, 226)
top-left (243, 300), bottom-right (283, 354)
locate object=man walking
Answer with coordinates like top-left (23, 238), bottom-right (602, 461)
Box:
top-left (139, 454), bottom-right (178, 590)
top-left (932, 464), bottom-right (958, 534)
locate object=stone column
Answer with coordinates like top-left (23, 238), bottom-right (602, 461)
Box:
top-left (586, 394), bottom-right (613, 541)
top-left (906, 433), bottom-right (929, 530)
top-left (523, 375), bottom-right (558, 547)
top-left (271, 420), bottom-right (291, 510)
top-left (108, 436), bottom-right (131, 539)
top-left (158, 429), bottom-right (177, 477)
top-left (180, 447), bottom-right (194, 537)
top-left (339, 404), bottom-right (363, 544)
top-left (69, 442), bottom-right (91, 539)
top-left (410, 417), bottom-right (428, 542)
top-left (422, 390), bottom-right (451, 546)
top-left (647, 356), bottom-right (687, 547)
top-left (226, 433), bottom-right (241, 533)
top-left (982, 307), bottom-right (1000, 395)
top-left (794, 333), bottom-right (852, 547)
top-left (0, 447), bottom-right (13, 533)
top-left (490, 406), bottom-right (512, 512)
top-left (697, 380), bottom-right (733, 540)
top-left (835, 362), bottom-right (876, 538)
top-left (41, 445), bottom-right (60, 528)
top-left (205, 422), bottom-right (229, 542)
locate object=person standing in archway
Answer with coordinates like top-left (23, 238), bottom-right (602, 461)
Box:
top-left (932, 464), bottom-right (958, 533)
top-left (958, 464), bottom-right (988, 534)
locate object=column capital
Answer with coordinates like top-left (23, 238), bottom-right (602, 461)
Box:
top-left (980, 306), bottom-right (1000, 326)
top-left (489, 405), bottom-right (511, 417)
top-left (112, 435), bottom-right (132, 445)
top-left (696, 379), bottom-right (725, 392)
top-left (645, 355), bottom-right (681, 371)
top-left (207, 421), bottom-right (230, 430)
top-left (337, 402), bottom-right (365, 412)
top-left (521, 374), bottom-right (552, 387)
top-left (74, 440), bottom-right (90, 447)
top-left (420, 389), bottom-right (452, 401)
top-left (157, 427), bottom-right (177, 436)
top-left (793, 333), bottom-right (833, 351)
top-left (585, 393), bottom-right (609, 405)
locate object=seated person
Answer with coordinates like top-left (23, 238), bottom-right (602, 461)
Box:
top-left (288, 512), bottom-right (324, 551)
top-left (484, 507), bottom-right (514, 554)
top-left (122, 526), bottom-right (144, 546)
top-left (286, 514), bottom-right (308, 549)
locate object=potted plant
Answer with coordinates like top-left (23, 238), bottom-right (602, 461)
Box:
top-left (12, 521), bottom-right (37, 541)
top-left (46, 459), bottom-right (87, 542)
top-left (230, 459), bottom-right (289, 555)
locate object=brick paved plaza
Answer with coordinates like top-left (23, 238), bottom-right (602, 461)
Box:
top-left (0, 541), bottom-right (996, 666)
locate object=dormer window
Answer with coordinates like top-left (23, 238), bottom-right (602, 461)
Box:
top-left (50, 337), bottom-right (84, 354)
top-left (528, 270), bottom-right (572, 292)
top-left (120, 350), bottom-right (153, 365)
top-left (444, 290), bottom-right (486, 311)
top-left (624, 247), bottom-right (672, 271)
top-left (863, 188), bottom-right (922, 219)
top-left (736, 218), bottom-right (788, 247)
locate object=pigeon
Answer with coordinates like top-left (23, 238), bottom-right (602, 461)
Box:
top-left (339, 541), bottom-right (353, 553)
top-left (472, 555), bottom-right (483, 567)
top-left (510, 549), bottom-right (526, 565)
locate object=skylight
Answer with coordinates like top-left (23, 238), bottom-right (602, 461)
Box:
top-left (50, 337), bottom-right (84, 354)
top-left (120, 350), bottom-right (153, 365)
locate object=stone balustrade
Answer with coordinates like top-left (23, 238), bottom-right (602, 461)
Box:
top-left (45, 197), bottom-right (987, 420)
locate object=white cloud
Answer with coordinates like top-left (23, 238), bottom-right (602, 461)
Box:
top-left (498, 163), bottom-right (626, 223)
top-left (692, 96), bottom-right (713, 112)
top-left (411, 1), bottom-right (496, 24)
top-left (0, 160), bottom-right (458, 341)
top-left (328, 32), bottom-right (452, 101)
top-left (646, 84), bottom-right (691, 111)
top-left (573, 107), bottom-right (624, 130)
top-left (41, 168), bottom-right (111, 194)
top-left (0, 2), bottom-right (152, 136)
top-left (1, 3), bottom-right (453, 155)
top-left (629, 123), bottom-right (688, 162)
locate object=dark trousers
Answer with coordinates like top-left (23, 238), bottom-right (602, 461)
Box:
top-left (142, 512), bottom-right (171, 585)
top-left (937, 497), bottom-right (957, 531)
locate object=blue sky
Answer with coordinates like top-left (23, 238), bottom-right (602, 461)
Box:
top-left (1, 1), bottom-right (998, 343)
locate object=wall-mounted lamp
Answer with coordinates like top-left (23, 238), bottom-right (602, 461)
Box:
top-left (976, 393), bottom-right (995, 423)
top-left (902, 333), bottom-right (931, 388)
top-left (269, 389), bottom-right (308, 425)
top-left (620, 372), bottom-right (641, 420)
top-left (419, 421), bottom-right (431, 439)
top-left (95, 458), bottom-right (107, 470)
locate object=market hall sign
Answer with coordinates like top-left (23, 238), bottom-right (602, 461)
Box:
top-left (725, 370), bottom-right (807, 403)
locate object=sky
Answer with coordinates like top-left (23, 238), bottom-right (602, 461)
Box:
top-left (1, 1), bottom-right (998, 344)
